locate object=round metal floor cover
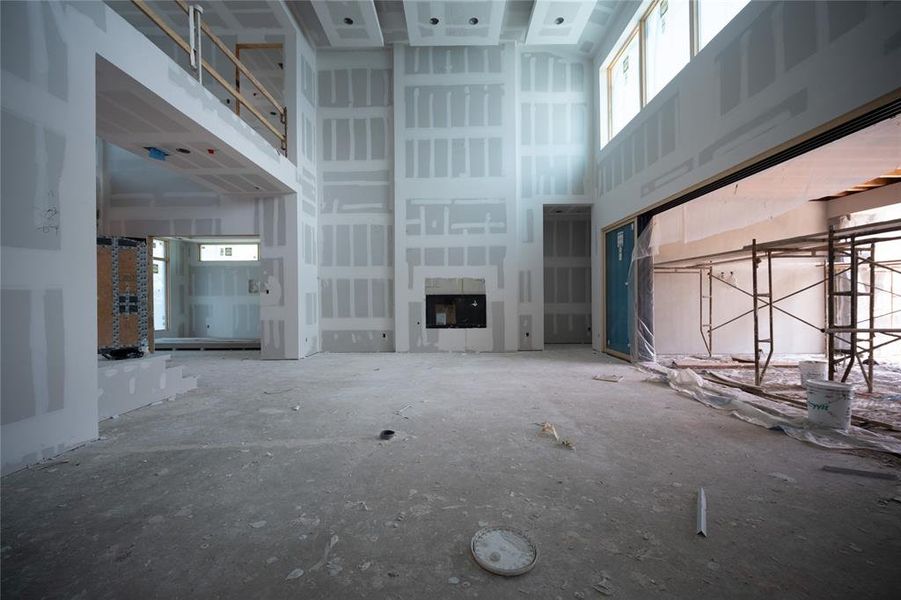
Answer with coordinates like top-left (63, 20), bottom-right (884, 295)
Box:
top-left (470, 527), bottom-right (538, 576)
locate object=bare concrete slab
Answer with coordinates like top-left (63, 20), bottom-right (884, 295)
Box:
top-left (2, 347), bottom-right (899, 598)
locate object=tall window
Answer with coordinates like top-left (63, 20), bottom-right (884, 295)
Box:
top-left (601, 0), bottom-right (752, 146)
top-left (608, 31), bottom-right (641, 140)
top-left (199, 243), bottom-right (259, 262)
top-left (697, 0), bottom-right (750, 50)
top-left (152, 239), bottom-right (168, 331)
top-left (644, 0), bottom-right (691, 102)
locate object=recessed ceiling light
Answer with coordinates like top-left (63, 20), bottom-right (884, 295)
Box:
top-left (555, 17), bottom-right (565, 25)
top-left (429, 17), bottom-right (439, 25)
top-left (176, 147), bottom-right (191, 154)
top-left (469, 17), bottom-right (479, 25)
top-left (343, 17), bottom-right (354, 25)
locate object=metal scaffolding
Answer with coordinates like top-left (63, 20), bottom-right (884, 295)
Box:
top-left (653, 218), bottom-right (901, 391)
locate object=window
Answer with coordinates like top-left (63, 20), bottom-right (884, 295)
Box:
top-left (608, 31), bottom-right (641, 140)
top-left (644, 0), bottom-right (691, 102)
top-left (199, 243), bottom-right (259, 262)
top-left (697, 0), bottom-right (750, 51)
top-left (600, 0), bottom-right (751, 146)
top-left (152, 239), bottom-right (168, 331)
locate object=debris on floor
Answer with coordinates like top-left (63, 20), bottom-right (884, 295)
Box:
top-left (263, 388), bottom-right (296, 395)
top-left (592, 374), bottom-right (623, 383)
top-left (285, 568), bottom-right (304, 580)
top-left (538, 421), bottom-right (575, 450)
top-left (538, 421), bottom-right (559, 441)
top-left (696, 488), bottom-right (707, 537)
top-left (822, 465), bottom-right (899, 480)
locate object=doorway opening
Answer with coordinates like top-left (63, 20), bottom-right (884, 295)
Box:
top-left (543, 205), bottom-right (592, 345)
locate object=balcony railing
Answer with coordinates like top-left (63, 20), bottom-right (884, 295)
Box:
top-left (131, 0), bottom-right (288, 156)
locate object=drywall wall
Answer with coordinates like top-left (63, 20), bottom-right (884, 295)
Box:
top-left (185, 245), bottom-right (262, 339)
top-left (543, 212), bottom-right (592, 344)
top-left (317, 50), bottom-right (395, 352)
top-left (517, 48), bottom-right (593, 349)
top-left (594, 1), bottom-right (901, 226)
top-left (593, 0), bottom-right (901, 350)
top-left (393, 45), bottom-right (519, 352)
top-left (1, 0), bottom-right (311, 473)
top-left (285, 16), bottom-right (321, 359)
top-left (654, 200), bottom-right (828, 356)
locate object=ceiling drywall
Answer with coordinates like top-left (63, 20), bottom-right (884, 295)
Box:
top-left (96, 57), bottom-right (292, 195)
top-left (107, 0), bottom-right (287, 35)
top-left (286, 0), bottom-right (629, 54)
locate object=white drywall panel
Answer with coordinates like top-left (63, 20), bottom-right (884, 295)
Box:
top-left (317, 49), bottom-right (395, 352)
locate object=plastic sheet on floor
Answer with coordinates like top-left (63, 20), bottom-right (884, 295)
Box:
top-left (641, 363), bottom-right (901, 455)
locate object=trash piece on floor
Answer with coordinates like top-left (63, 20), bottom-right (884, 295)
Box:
top-left (822, 465), bottom-right (899, 480)
top-left (266, 556), bottom-right (278, 564)
top-left (250, 520), bottom-right (267, 528)
top-left (593, 374), bottom-right (623, 383)
top-left (696, 488), bottom-right (707, 537)
top-left (592, 578), bottom-right (614, 596)
top-left (448, 576), bottom-right (460, 584)
top-left (769, 472), bottom-right (796, 483)
top-left (311, 534), bottom-right (340, 572)
top-left (560, 439), bottom-right (575, 450)
top-left (263, 388), bottom-right (295, 395)
top-left (292, 405), bottom-right (300, 411)
top-left (470, 526), bottom-right (539, 576)
top-left (359, 561), bottom-right (371, 571)
top-left (285, 568), bottom-right (304, 580)
top-left (395, 404), bottom-right (413, 415)
top-left (379, 429), bottom-right (396, 440)
top-left (538, 421), bottom-right (559, 442)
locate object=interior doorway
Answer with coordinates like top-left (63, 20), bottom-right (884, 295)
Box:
top-left (543, 205), bottom-right (592, 344)
top-left (151, 236), bottom-right (263, 351)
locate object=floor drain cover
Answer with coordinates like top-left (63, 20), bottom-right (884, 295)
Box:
top-left (470, 527), bottom-right (538, 576)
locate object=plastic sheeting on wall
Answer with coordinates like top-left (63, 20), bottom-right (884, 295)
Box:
top-left (630, 217), bottom-right (657, 362)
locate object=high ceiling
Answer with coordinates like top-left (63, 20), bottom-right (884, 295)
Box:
top-left (288, 0), bottom-right (627, 55)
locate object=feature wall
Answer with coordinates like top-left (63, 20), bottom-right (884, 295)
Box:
top-left (393, 45), bottom-right (519, 352)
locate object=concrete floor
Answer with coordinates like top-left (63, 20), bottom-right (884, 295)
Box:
top-left (2, 347), bottom-right (900, 599)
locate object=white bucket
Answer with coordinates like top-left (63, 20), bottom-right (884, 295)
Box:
top-left (798, 360), bottom-right (827, 386)
top-left (805, 379), bottom-right (853, 431)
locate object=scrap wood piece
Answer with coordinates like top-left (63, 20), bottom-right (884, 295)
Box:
top-left (696, 487), bottom-right (707, 537)
top-left (593, 374), bottom-right (623, 383)
top-left (674, 360), bottom-right (797, 370)
top-left (537, 421), bottom-right (559, 441)
top-left (822, 465), bottom-right (899, 481)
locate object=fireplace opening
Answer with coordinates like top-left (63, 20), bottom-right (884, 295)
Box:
top-left (426, 294), bottom-right (487, 329)
top-left (425, 278), bottom-right (487, 329)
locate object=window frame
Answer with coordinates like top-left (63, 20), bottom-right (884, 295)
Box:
top-left (198, 242), bottom-right (261, 263)
top-left (606, 25), bottom-right (642, 142)
top-left (151, 239), bottom-right (169, 332)
top-left (602, 0), bottom-right (746, 148)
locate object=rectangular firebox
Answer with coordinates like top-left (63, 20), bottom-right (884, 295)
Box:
top-left (425, 278), bottom-right (487, 329)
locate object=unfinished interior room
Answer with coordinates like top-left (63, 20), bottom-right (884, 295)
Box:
top-left (1, 0), bottom-right (899, 598)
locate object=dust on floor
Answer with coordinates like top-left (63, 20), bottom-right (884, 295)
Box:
top-left (2, 348), bottom-right (900, 599)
